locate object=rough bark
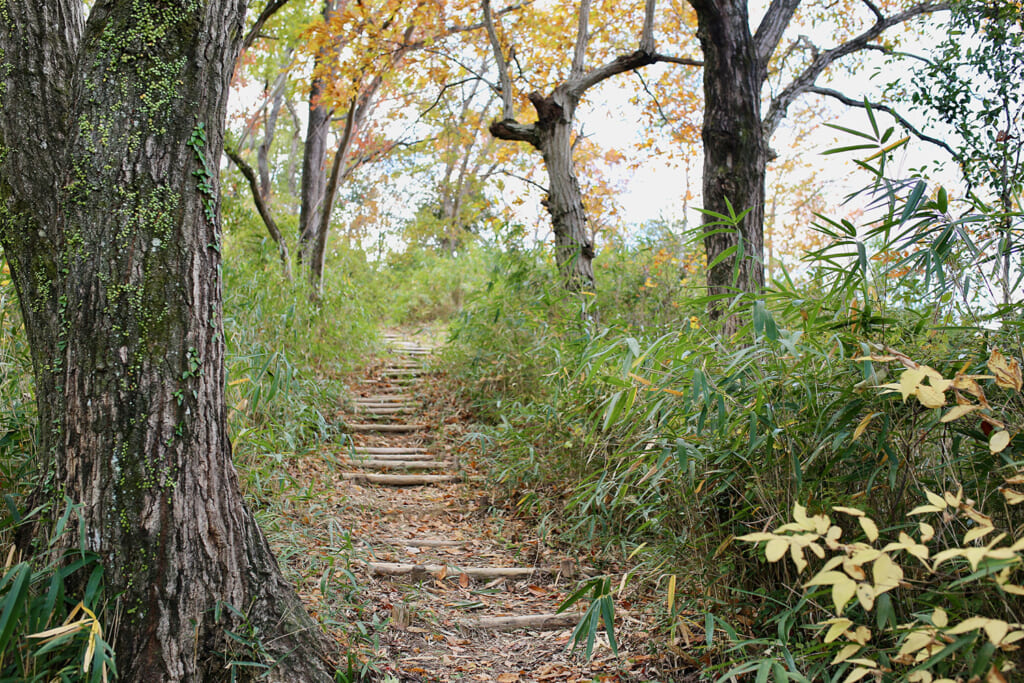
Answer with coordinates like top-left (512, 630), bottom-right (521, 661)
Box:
top-left (690, 0), bottom-right (767, 335)
top-left (0, 2), bottom-right (332, 680)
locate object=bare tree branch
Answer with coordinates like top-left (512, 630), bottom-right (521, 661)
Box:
top-left (483, 0), bottom-right (516, 122)
top-left (762, 0), bottom-right (950, 136)
top-left (224, 146), bottom-right (293, 279)
top-left (640, 0), bottom-right (657, 53)
top-left (242, 0), bottom-right (294, 50)
top-left (808, 85), bottom-right (961, 161)
top-left (571, 0), bottom-right (592, 78)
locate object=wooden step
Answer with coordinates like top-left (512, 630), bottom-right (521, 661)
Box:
top-left (366, 562), bottom-right (553, 579)
top-left (356, 394), bottom-right (415, 402)
top-left (460, 613), bottom-right (583, 632)
top-left (347, 451), bottom-right (437, 461)
top-left (350, 446), bottom-right (429, 455)
top-left (341, 459), bottom-right (449, 470)
top-left (347, 423), bottom-right (429, 433)
top-left (340, 473), bottom-right (460, 486)
top-left (358, 406), bottom-right (413, 415)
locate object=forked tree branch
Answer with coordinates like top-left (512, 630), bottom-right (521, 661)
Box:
top-left (762, 0), bottom-right (950, 136)
top-left (224, 145), bottom-right (294, 279)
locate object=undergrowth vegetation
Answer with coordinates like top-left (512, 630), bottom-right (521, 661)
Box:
top-left (441, 122), bottom-right (1024, 679)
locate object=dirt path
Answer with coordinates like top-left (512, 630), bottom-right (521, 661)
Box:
top-left (272, 331), bottom-right (685, 682)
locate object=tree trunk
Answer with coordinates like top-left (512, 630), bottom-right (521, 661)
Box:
top-left (691, 0), bottom-right (767, 335)
top-left (534, 95), bottom-right (596, 290)
top-left (298, 0), bottom-right (336, 265)
top-left (491, 90), bottom-right (596, 290)
top-left (0, 3), bottom-right (332, 680)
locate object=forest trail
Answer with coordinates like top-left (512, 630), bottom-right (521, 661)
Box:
top-left (275, 330), bottom-right (681, 682)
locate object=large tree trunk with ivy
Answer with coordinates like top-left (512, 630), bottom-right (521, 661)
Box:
top-left (0, 2), bottom-right (333, 680)
top-left (690, 0), bottom-right (767, 336)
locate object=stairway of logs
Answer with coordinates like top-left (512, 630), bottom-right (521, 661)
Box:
top-left (338, 332), bottom-right (603, 681)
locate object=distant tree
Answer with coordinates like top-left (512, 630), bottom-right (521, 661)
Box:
top-left (483, 0), bottom-right (701, 290)
top-left (0, 3), bottom-right (333, 679)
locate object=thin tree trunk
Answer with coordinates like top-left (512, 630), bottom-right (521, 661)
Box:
top-left (0, 3), bottom-right (331, 680)
top-left (309, 100), bottom-right (356, 295)
top-left (298, 0), bottom-right (336, 264)
top-left (691, 0), bottom-right (767, 335)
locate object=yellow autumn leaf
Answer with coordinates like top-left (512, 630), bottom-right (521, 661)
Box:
top-left (824, 617), bottom-right (854, 643)
top-left (843, 557), bottom-right (868, 581)
top-left (940, 404), bottom-right (980, 422)
top-left (909, 504), bottom-right (945, 515)
top-left (946, 616), bottom-right (990, 635)
top-left (831, 643), bottom-right (862, 664)
top-left (856, 582), bottom-right (875, 611)
top-left (988, 349), bottom-right (1022, 391)
top-left (872, 553), bottom-right (903, 594)
top-left (919, 522), bottom-right (935, 542)
top-left (899, 367), bottom-right (927, 401)
top-left (790, 542), bottom-right (808, 574)
top-left (932, 607), bottom-right (948, 628)
top-left (859, 516), bottom-right (879, 542)
top-left (765, 537), bottom-right (788, 562)
top-left (964, 523), bottom-right (995, 544)
top-left (990, 430), bottom-right (1011, 454)
top-left (898, 629), bottom-right (938, 658)
top-left (924, 489), bottom-right (947, 508)
top-left (983, 619), bottom-right (1010, 646)
top-left (737, 532), bottom-right (776, 542)
top-left (843, 666), bottom-right (875, 683)
top-left (833, 506), bottom-right (865, 517)
top-left (917, 384), bottom-right (946, 408)
top-left (833, 577), bottom-right (858, 614)
top-left (793, 502), bottom-right (815, 531)
top-left (853, 412), bottom-right (879, 441)
top-left (999, 487), bottom-right (1024, 505)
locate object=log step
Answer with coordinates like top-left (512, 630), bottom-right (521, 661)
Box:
top-left (358, 407), bottom-right (412, 415)
top-left (351, 446), bottom-right (429, 455)
top-left (341, 473), bottom-right (460, 486)
top-left (348, 423), bottom-right (429, 433)
top-left (377, 538), bottom-right (467, 547)
top-left (347, 452), bottom-right (437, 461)
top-left (460, 613), bottom-right (583, 632)
top-left (357, 394), bottom-right (415, 402)
top-left (341, 459), bottom-right (449, 470)
top-left (366, 562), bottom-right (552, 579)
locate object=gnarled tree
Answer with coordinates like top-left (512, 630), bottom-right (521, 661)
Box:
top-left (484, 0), bottom-right (701, 290)
top-left (0, 2), bottom-right (333, 679)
